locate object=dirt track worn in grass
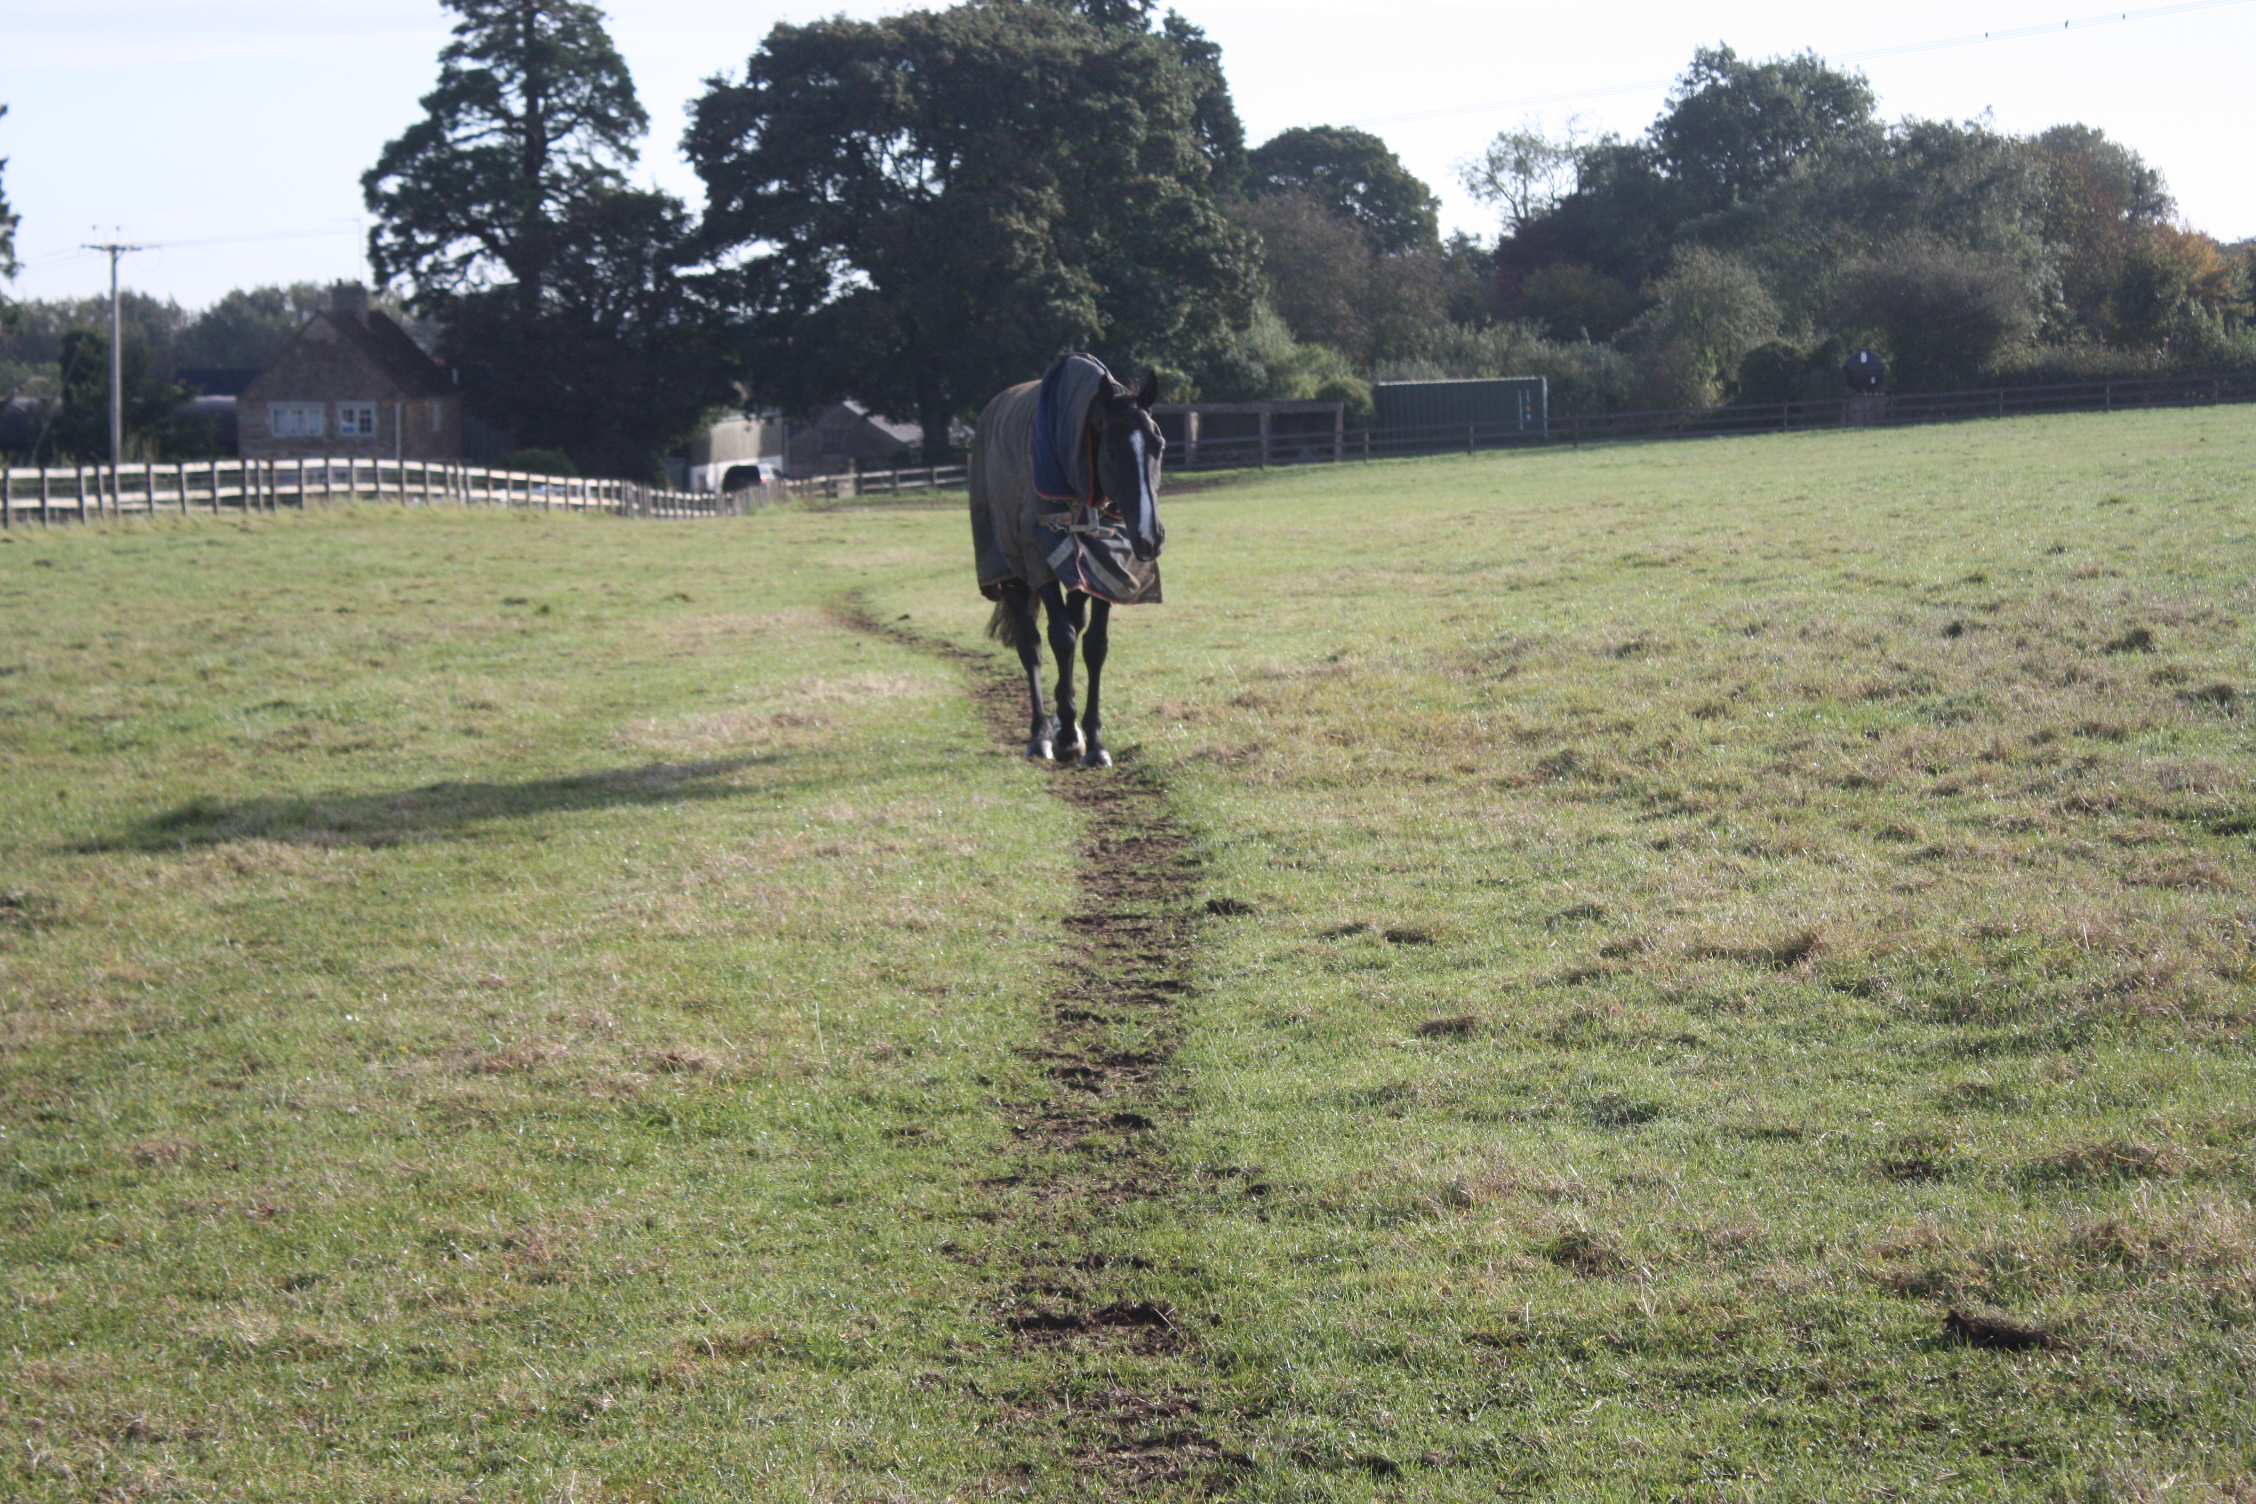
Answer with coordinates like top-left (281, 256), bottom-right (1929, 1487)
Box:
top-left (846, 598), bottom-right (1247, 1496)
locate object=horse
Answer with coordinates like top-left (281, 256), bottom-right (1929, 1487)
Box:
top-left (968, 353), bottom-right (1165, 767)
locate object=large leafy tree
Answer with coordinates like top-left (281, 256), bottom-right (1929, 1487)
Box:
top-left (439, 190), bottom-right (720, 480)
top-left (1233, 192), bottom-right (1444, 365)
top-left (1497, 47), bottom-right (1881, 298)
top-left (362, 0), bottom-right (645, 305)
top-left (1245, 125), bottom-right (1439, 255)
top-left (2031, 125), bottom-right (2174, 338)
top-left (1652, 47), bottom-right (1878, 214)
top-left (365, 0), bottom-right (722, 476)
top-left (686, 1), bottom-right (1258, 454)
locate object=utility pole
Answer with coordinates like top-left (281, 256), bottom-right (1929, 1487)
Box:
top-left (81, 240), bottom-right (146, 512)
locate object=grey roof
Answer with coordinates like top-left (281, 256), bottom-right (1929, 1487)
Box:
top-left (327, 310), bottom-right (456, 399)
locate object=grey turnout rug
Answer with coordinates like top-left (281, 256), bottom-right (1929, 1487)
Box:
top-left (969, 354), bottom-right (1161, 606)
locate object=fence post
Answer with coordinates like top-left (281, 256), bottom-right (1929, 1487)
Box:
top-left (40, 465), bottom-right (50, 525)
top-left (76, 465), bottom-right (88, 523)
top-left (2, 467), bottom-right (11, 530)
top-left (1467, 423), bottom-right (1475, 456)
top-left (176, 460), bottom-right (188, 516)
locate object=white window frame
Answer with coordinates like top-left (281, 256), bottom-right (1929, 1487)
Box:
top-left (269, 403), bottom-right (323, 439)
top-left (336, 401), bottom-right (378, 439)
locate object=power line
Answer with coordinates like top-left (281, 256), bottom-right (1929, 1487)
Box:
top-left (1351, 0), bottom-right (2256, 129)
top-left (19, 222), bottom-right (360, 270)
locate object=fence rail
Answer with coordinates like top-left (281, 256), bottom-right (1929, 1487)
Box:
top-left (6, 367), bottom-right (2245, 524)
top-left (1168, 366), bottom-right (2256, 470)
top-left (0, 455), bottom-right (970, 527)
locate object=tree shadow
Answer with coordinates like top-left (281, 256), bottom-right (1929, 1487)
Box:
top-left (79, 758), bottom-right (775, 853)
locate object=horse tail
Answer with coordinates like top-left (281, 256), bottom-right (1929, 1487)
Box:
top-left (985, 599), bottom-right (1015, 643)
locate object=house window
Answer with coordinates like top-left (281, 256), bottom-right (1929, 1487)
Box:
top-left (269, 403), bottom-right (323, 439)
top-left (428, 399), bottom-right (444, 434)
top-left (336, 402), bottom-right (378, 438)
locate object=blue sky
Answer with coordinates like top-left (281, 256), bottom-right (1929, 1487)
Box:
top-left (5, 0), bottom-right (2249, 309)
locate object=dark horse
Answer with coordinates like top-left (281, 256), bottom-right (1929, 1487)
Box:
top-left (969, 354), bottom-right (1165, 766)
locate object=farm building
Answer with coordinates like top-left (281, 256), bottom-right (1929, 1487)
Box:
top-left (781, 402), bottom-right (922, 477)
top-left (1372, 376), bottom-right (1548, 442)
top-left (237, 283), bottom-right (463, 463)
top-left (678, 412), bottom-right (786, 492)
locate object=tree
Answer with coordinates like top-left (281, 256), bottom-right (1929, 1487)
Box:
top-left (1833, 236), bottom-right (2038, 389)
top-left (176, 284), bottom-right (333, 370)
top-left (366, 1), bottom-right (722, 477)
top-left (2032, 125), bottom-right (2174, 338)
top-left (1652, 46), bottom-right (1878, 214)
top-left (2110, 224), bottom-right (2249, 350)
top-left (1245, 125), bottom-right (1439, 254)
top-left (0, 104), bottom-right (19, 286)
top-left (687, 2), bottom-right (1257, 458)
top-left (1616, 246), bottom-right (1779, 408)
top-left (1517, 264), bottom-right (1636, 343)
top-left (34, 329), bottom-right (216, 464)
top-left (1460, 117), bottom-right (1588, 233)
top-left (1232, 191), bottom-right (1444, 366)
top-left (1494, 47), bottom-right (1880, 300)
top-left (436, 190), bottom-right (722, 480)
top-left (363, 0), bottom-right (645, 306)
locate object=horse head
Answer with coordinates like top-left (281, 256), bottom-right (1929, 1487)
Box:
top-left (1093, 371), bottom-right (1166, 563)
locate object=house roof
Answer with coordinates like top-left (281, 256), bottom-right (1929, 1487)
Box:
top-left (240, 304), bottom-right (457, 404)
top-left (326, 310), bottom-right (456, 399)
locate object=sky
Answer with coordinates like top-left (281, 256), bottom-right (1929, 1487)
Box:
top-left (5, 0), bottom-right (2251, 311)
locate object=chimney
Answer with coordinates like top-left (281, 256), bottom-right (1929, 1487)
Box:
top-left (332, 281), bottom-right (370, 324)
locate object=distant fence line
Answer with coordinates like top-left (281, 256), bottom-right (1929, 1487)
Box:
top-left (0, 455), bottom-right (971, 528)
top-left (1171, 366), bottom-right (2256, 470)
top-left (5, 367), bottom-right (2246, 526)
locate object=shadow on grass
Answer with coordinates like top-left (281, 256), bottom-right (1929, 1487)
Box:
top-left (81, 758), bottom-right (769, 852)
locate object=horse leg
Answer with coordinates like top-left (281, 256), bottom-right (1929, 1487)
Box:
top-left (1043, 583), bottom-right (1085, 762)
top-left (999, 578), bottom-right (1053, 761)
top-left (1078, 595), bottom-right (1114, 768)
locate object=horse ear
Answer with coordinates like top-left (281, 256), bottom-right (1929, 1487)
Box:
top-left (1136, 371), bottom-right (1161, 408)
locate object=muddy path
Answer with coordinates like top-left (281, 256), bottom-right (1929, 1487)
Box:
top-left (838, 598), bottom-right (1248, 1497)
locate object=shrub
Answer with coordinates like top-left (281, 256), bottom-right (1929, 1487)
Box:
top-left (497, 447), bottom-right (580, 477)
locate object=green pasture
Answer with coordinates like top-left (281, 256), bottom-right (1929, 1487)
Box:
top-left (3, 405), bottom-right (2252, 1500)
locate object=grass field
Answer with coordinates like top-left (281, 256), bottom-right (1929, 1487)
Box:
top-left (2, 405), bottom-right (2252, 1500)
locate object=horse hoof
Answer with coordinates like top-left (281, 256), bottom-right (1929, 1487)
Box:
top-left (1081, 745), bottom-right (1113, 769)
top-left (1027, 740), bottom-right (1053, 763)
top-left (1054, 735), bottom-right (1084, 763)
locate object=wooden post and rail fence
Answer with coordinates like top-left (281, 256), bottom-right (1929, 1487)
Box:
top-left (5, 367), bottom-right (2249, 527)
top-left (0, 455), bottom-right (971, 528)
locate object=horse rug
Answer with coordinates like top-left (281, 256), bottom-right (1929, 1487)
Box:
top-left (969, 353), bottom-right (1161, 607)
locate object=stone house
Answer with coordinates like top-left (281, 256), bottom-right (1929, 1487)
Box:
top-left (238, 284), bottom-right (462, 461)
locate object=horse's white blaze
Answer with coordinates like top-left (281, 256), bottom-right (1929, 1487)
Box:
top-left (1129, 428), bottom-right (1154, 518)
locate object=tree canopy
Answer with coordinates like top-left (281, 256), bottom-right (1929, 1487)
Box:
top-left (1245, 125), bottom-right (1439, 254)
top-left (437, 190), bottom-right (720, 480)
top-left (31, 329), bottom-right (216, 464)
top-left (362, 0), bottom-right (646, 304)
top-left (686, 0), bottom-right (1257, 453)
top-left (1652, 46), bottom-right (1878, 213)
top-left (364, 0), bottom-right (721, 477)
